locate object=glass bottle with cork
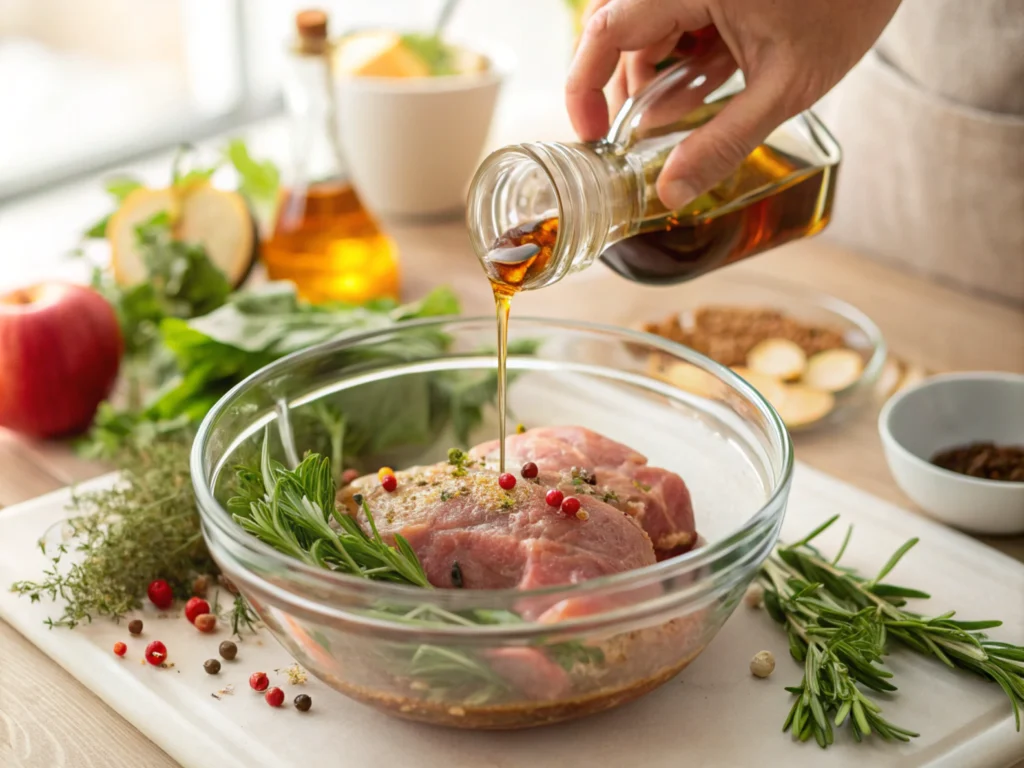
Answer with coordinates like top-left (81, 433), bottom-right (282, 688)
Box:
top-left (468, 29), bottom-right (841, 296)
top-left (263, 9), bottom-right (400, 304)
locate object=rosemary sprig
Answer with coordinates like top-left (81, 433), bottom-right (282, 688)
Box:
top-left (229, 434), bottom-right (429, 587)
top-left (759, 515), bottom-right (1024, 747)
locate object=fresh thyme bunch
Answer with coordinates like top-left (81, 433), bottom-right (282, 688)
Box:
top-left (11, 434), bottom-right (214, 628)
top-left (758, 515), bottom-right (1024, 747)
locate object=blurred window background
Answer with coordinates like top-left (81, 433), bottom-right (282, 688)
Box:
top-left (0, 0), bottom-right (575, 202)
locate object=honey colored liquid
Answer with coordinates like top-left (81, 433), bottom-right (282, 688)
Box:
top-left (488, 218), bottom-right (560, 471)
top-left (602, 144), bottom-right (835, 284)
top-left (263, 180), bottom-right (400, 304)
top-left (486, 143), bottom-right (835, 290)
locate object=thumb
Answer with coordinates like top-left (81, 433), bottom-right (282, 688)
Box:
top-left (656, 77), bottom-right (789, 210)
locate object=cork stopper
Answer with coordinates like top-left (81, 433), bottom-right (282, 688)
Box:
top-left (295, 9), bottom-right (330, 54)
top-left (296, 10), bottom-right (328, 40)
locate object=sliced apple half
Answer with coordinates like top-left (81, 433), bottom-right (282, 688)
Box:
top-left (804, 348), bottom-right (865, 392)
top-left (746, 338), bottom-right (807, 381)
top-left (108, 184), bottom-right (257, 288)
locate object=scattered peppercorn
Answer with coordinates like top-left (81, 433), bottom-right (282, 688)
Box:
top-left (204, 659), bottom-right (221, 675)
top-left (294, 694), bottom-right (312, 712)
top-left (521, 462), bottom-right (538, 479)
top-left (219, 640), bottom-right (238, 660)
top-left (380, 474), bottom-right (398, 493)
top-left (144, 640), bottom-right (167, 666)
top-left (249, 671), bottom-right (270, 692)
top-left (498, 473), bottom-right (517, 490)
top-left (184, 596), bottom-right (210, 624)
top-left (113, 641), bottom-right (127, 657)
top-left (128, 619), bottom-right (144, 636)
top-left (147, 579), bottom-right (174, 610)
top-left (341, 468), bottom-right (360, 485)
top-left (750, 650), bottom-right (775, 678)
top-left (451, 561), bottom-right (464, 588)
top-left (194, 613), bottom-right (217, 633)
top-left (265, 687), bottom-right (285, 707)
top-left (545, 489), bottom-right (564, 508)
top-left (515, 423), bottom-right (526, 434)
top-left (352, 493), bottom-right (364, 507)
top-left (744, 584), bottom-right (764, 609)
top-left (192, 575), bottom-right (210, 598)
top-left (575, 510), bottom-right (590, 521)
top-left (560, 496), bottom-right (581, 516)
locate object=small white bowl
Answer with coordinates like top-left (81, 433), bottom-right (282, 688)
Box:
top-left (335, 39), bottom-right (515, 219)
top-left (878, 372), bottom-right (1024, 535)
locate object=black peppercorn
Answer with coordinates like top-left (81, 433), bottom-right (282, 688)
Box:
top-left (451, 560), bottom-right (464, 588)
top-left (128, 619), bottom-right (144, 636)
top-left (218, 640), bottom-right (238, 660)
top-left (294, 694), bottom-right (312, 712)
top-left (352, 493), bottom-right (364, 506)
top-left (204, 658), bottom-right (221, 675)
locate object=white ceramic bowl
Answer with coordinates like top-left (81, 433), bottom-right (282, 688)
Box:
top-left (335, 39), bottom-right (515, 219)
top-left (878, 372), bottom-right (1024, 535)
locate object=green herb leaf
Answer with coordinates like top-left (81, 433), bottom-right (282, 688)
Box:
top-left (82, 177), bottom-right (143, 238)
top-left (758, 518), bottom-right (1024, 745)
top-left (224, 139), bottom-right (279, 211)
top-left (400, 33), bottom-right (457, 76)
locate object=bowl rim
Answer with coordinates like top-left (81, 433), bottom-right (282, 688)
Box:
top-left (333, 33), bottom-right (517, 93)
top-left (191, 315), bottom-right (794, 612)
top-left (878, 370), bottom-right (1024, 490)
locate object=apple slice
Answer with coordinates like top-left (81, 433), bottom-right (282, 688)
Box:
top-left (746, 338), bottom-right (807, 381)
top-left (775, 384), bottom-right (835, 428)
top-left (108, 183), bottom-right (256, 288)
top-left (730, 366), bottom-right (789, 410)
top-left (664, 362), bottom-right (722, 399)
top-left (804, 348), bottom-right (865, 392)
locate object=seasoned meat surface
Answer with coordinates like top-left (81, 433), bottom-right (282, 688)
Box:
top-left (340, 461), bottom-right (655, 591)
top-left (337, 427), bottom-right (697, 593)
top-left (471, 427), bottom-right (696, 555)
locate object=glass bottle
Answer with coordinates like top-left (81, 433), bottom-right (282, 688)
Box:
top-left (467, 32), bottom-right (841, 294)
top-left (263, 10), bottom-right (400, 304)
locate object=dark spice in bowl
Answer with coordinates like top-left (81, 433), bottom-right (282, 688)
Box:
top-left (931, 442), bottom-right (1024, 482)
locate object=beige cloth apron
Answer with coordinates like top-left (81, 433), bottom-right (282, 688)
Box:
top-left (816, 0), bottom-right (1024, 306)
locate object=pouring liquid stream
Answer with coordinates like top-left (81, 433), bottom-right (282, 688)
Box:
top-left (486, 218), bottom-right (560, 473)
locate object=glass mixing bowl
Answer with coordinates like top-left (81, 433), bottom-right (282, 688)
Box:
top-left (191, 317), bottom-right (792, 729)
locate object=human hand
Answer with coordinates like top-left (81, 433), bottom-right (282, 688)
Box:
top-left (565, 0), bottom-right (902, 209)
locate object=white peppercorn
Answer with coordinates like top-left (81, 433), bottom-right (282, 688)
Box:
top-left (750, 650), bottom-right (775, 678)
top-left (744, 583), bottom-right (764, 609)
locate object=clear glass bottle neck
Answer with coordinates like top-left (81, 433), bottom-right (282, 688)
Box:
top-left (467, 141), bottom-right (641, 291)
top-left (282, 45), bottom-right (347, 186)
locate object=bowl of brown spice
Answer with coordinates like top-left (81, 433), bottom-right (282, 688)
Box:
top-left (642, 275), bottom-right (887, 431)
top-left (879, 372), bottom-right (1024, 535)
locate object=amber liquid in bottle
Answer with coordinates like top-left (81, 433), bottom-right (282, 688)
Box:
top-left (601, 144), bottom-right (834, 284)
top-left (487, 143), bottom-right (834, 291)
top-left (264, 9), bottom-right (400, 305)
top-left (263, 181), bottom-right (399, 304)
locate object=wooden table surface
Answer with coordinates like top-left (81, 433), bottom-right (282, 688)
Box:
top-left (2, 218), bottom-right (1023, 765)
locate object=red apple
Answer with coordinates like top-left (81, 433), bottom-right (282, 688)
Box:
top-left (0, 282), bottom-right (122, 438)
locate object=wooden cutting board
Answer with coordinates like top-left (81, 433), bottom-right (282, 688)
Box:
top-left (1, 464), bottom-right (1021, 768)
